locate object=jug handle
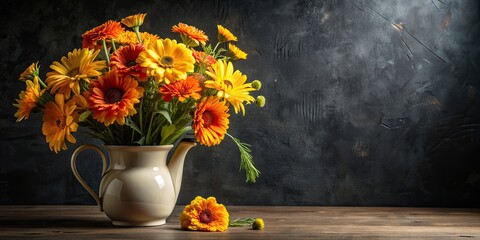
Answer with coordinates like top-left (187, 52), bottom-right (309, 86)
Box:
top-left (71, 144), bottom-right (108, 211)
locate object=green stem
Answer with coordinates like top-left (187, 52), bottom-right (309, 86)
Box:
top-left (146, 112), bottom-right (155, 144)
top-left (111, 39), bottom-right (117, 52)
top-left (212, 42), bottom-right (220, 55)
top-left (134, 27), bottom-right (142, 44)
top-left (37, 77), bottom-right (48, 89)
top-left (102, 39), bottom-right (110, 66)
top-left (139, 97), bottom-right (144, 133)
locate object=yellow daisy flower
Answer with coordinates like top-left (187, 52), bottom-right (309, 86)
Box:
top-left (217, 25), bottom-right (237, 43)
top-left (180, 196), bottom-right (229, 232)
top-left (228, 43), bottom-right (247, 60)
top-left (13, 77), bottom-right (45, 121)
top-left (19, 62), bottom-right (40, 81)
top-left (136, 38), bottom-right (195, 84)
top-left (46, 48), bottom-right (106, 98)
top-left (121, 13), bottom-right (147, 28)
top-left (41, 94), bottom-right (78, 153)
top-left (205, 60), bottom-right (255, 115)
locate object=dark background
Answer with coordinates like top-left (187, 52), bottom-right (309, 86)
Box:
top-left (1, 0), bottom-right (479, 207)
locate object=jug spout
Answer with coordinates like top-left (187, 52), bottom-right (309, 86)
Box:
top-left (168, 140), bottom-right (196, 202)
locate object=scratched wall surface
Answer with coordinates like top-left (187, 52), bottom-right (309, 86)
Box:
top-left (0, 0), bottom-right (479, 206)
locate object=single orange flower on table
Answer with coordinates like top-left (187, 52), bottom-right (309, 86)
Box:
top-left (180, 196), bottom-right (229, 232)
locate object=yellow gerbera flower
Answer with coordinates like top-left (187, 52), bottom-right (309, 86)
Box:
top-left (136, 38), bottom-right (195, 84)
top-left (205, 60), bottom-right (255, 115)
top-left (13, 77), bottom-right (45, 121)
top-left (19, 62), bottom-right (40, 81)
top-left (228, 43), bottom-right (247, 60)
top-left (46, 48), bottom-right (106, 99)
top-left (217, 25), bottom-right (237, 43)
top-left (180, 196), bottom-right (229, 232)
top-left (42, 94), bottom-right (78, 153)
top-left (121, 13), bottom-right (147, 28)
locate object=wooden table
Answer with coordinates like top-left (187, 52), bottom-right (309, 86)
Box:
top-left (1, 206), bottom-right (479, 239)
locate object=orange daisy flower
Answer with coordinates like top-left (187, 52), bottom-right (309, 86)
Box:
top-left (19, 62), bottom-right (40, 81)
top-left (82, 20), bottom-right (124, 49)
top-left (172, 23), bottom-right (208, 47)
top-left (217, 25), bottom-right (237, 43)
top-left (13, 77), bottom-right (45, 122)
top-left (115, 30), bottom-right (138, 45)
top-left (86, 70), bottom-right (144, 126)
top-left (42, 94), bottom-right (78, 153)
top-left (180, 196), bottom-right (229, 232)
top-left (160, 75), bottom-right (202, 102)
top-left (110, 44), bottom-right (147, 81)
top-left (121, 13), bottom-right (147, 28)
top-left (192, 49), bottom-right (217, 66)
top-left (193, 96), bottom-right (229, 146)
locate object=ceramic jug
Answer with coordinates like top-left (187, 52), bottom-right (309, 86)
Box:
top-left (70, 140), bottom-right (196, 226)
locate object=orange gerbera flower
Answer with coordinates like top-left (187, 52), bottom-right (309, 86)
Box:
top-left (217, 25), bottom-right (237, 43)
top-left (42, 94), bottom-right (78, 153)
top-left (86, 70), bottom-right (144, 126)
top-left (192, 49), bottom-right (217, 66)
top-left (19, 62), bottom-right (40, 81)
top-left (121, 13), bottom-right (147, 28)
top-left (110, 44), bottom-right (147, 81)
top-left (180, 196), bottom-right (229, 232)
top-left (172, 23), bottom-right (208, 47)
top-left (82, 20), bottom-right (124, 49)
top-left (193, 96), bottom-right (229, 146)
top-left (160, 75), bottom-right (202, 102)
top-left (115, 30), bottom-right (138, 45)
top-left (13, 77), bottom-right (45, 121)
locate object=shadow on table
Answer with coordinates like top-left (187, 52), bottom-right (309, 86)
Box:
top-left (0, 219), bottom-right (113, 228)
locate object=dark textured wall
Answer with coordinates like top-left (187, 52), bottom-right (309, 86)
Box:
top-left (1, 0), bottom-right (479, 207)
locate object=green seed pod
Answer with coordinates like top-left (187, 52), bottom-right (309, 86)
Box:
top-left (251, 80), bottom-right (262, 90)
top-left (255, 96), bottom-right (266, 107)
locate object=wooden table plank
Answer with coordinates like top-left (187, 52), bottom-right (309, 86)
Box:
top-left (0, 206), bottom-right (479, 239)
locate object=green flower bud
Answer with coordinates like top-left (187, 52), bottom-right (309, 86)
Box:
top-left (251, 80), bottom-right (262, 90)
top-left (255, 96), bottom-right (266, 107)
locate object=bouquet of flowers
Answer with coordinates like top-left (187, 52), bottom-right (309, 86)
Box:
top-left (13, 13), bottom-right (265, 182)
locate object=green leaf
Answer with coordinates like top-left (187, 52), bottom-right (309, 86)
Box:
top-left (79, 111), bottom-right (91, 122)
top-left (161, 126), bottom-right (192, 145)
top-left (161, 124), bottom-right (176, 142)
top-left (135, 136), bottom-right (145, 145)
top-left (155, 110), bottom-right (172, 124)
top-left (227, 133), bottom-right (260, 183)
top-left (125, 117), bottom-right (142, 134)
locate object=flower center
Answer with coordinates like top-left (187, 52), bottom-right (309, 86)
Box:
top-left (105, 88), bottom-right (124, 104)
top-left (202, 111), bottom-right (214, 127)
top-left (55, 117), bottom-right (66, 128)
top-left (160, 56), bottom-right (174, 68)
top-left (126, 60), bottom-right (137, 67)
top-left (224, 80), bottom-right (233, 88)
top-left (68, 68), bottom-right (80, 78)
top-left (199, 209), bottom-right (212, 224)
